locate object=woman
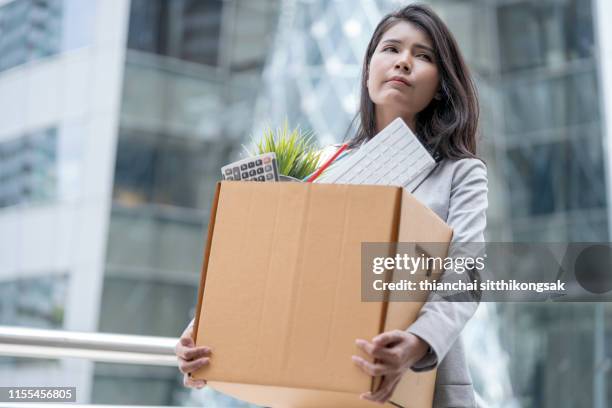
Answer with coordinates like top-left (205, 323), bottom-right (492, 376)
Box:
top-left (176, 4), bottom-right (487, 407)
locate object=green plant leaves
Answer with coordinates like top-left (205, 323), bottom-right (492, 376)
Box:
top-left (246, 119), bottom-right (322, 180)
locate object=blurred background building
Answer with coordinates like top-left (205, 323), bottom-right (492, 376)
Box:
top-left (0, 0), bottom-right (611, 407)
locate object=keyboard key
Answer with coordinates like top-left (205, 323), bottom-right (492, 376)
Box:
top-left (248, 162), bottom-right (255, 168)
top-left (233, 168), bottom-right (240, 179)
top-left (258, 176), bottom-right (265, 181)
top-left (224, 168), bottom-right (232, 175)
top-left (264, 165), bottom-right (271, 171)
top-left (313, 117), bottom-right (434, 186)
top-left (242, 172), bottom-right (248, 178)
top-left (266, 173), bottom-right (273, 180)
top-left (255, 159), bottom-right (262, 166)
top-left (240, 164), bottom-right (248, 171)
top-left (256, 167), bottom-right (264, 174)
top-left (249, 169), bottom-right (256, 176)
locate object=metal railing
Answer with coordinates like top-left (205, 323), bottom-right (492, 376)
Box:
top-left (0, 326), bottom-right (207, 407)
top-left (0, 325), bottom-right (178, 367)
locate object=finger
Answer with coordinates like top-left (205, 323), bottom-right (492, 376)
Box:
top-left (371, 374), bottom-right (401, 402)
top-left (182, 346), bottom-right (212, 361)
top-left (356, 339), bottom-right (398, 363)
top-left (378, 380), bottom-right (399, 404)
top-left (177, 345), bottom-right (211, 361)
top-left (351, 355), bottom-right (392, 377)
top-left (360, 392), bottom-right (384, 405)
top-left (375, 384), bottom-right (396, 404)
top-left (175, 337), bottom-right (194, 357)
top-left (175, 345), bottom-right (188, 360)
top-left (372, 330), bottom-right (404, 348)
top-left (180, 335), bottom-right (195, 347)
top-left (382, 377), bottom-right (401, 402)
top-left (371, 346), bottom-right (401, 364)
top-left (372, 374), bottom-right (393, 397)
top-left (183, 374), bottom-right (207, 388)
top-left (178, 357), bottom-right (210, 374)
top-left (360, 391), bottom-right (374, 401)
top-left (355, 339), bottom-right (377, 356)
top-left (183, 374), bottom-right (207, 389)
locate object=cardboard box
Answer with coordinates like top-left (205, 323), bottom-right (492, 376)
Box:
top-left (193, 181), bottom-right (452, 408)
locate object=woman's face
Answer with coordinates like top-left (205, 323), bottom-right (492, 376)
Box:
top-left (366, 21), bottom-right (440, 121)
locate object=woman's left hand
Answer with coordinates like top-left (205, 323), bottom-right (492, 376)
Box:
top-left (352, 330), bottom-right (430, 404)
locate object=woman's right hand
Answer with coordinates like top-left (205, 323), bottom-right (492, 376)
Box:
top-left (175, 319), bottom-right (212, 389)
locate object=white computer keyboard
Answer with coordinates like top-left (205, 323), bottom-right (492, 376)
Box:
top-left (314, 118), bottom-right (436, 186)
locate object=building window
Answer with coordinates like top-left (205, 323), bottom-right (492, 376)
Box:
top-left (0, 0), bottom-right (62, 72)
top-left (112, 130), bottom-right (233, 209)
top-left (0, 128), bottom-right (57, 208)
top-left (502, 69), bottom-right (599, 135)
top-left (497, 0), bottom-right (595, 73)
top-left (127, 0), bottom-right (223, 66)
top-left (0, 274), bottom-right (68, 329)
top-left (505, 133), bottom-right (606, 219)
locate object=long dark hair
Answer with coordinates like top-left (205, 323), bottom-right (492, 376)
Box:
top-left (344, 4), bottom-right (480, 160)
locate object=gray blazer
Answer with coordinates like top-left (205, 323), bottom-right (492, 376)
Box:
top-left (401, 157), bottom-right (488, 408)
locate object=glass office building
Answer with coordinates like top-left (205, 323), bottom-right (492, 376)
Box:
top-left (96, 0), bottom-right (280, 404)
top-left (0, 0), bottom-right (611, 406)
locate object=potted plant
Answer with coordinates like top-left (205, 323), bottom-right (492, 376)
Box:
top-left (245, 119), bottom-right (321, 182)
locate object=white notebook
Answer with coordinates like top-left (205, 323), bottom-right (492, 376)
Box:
top-left (315, 118), bottom-right (436, 187)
